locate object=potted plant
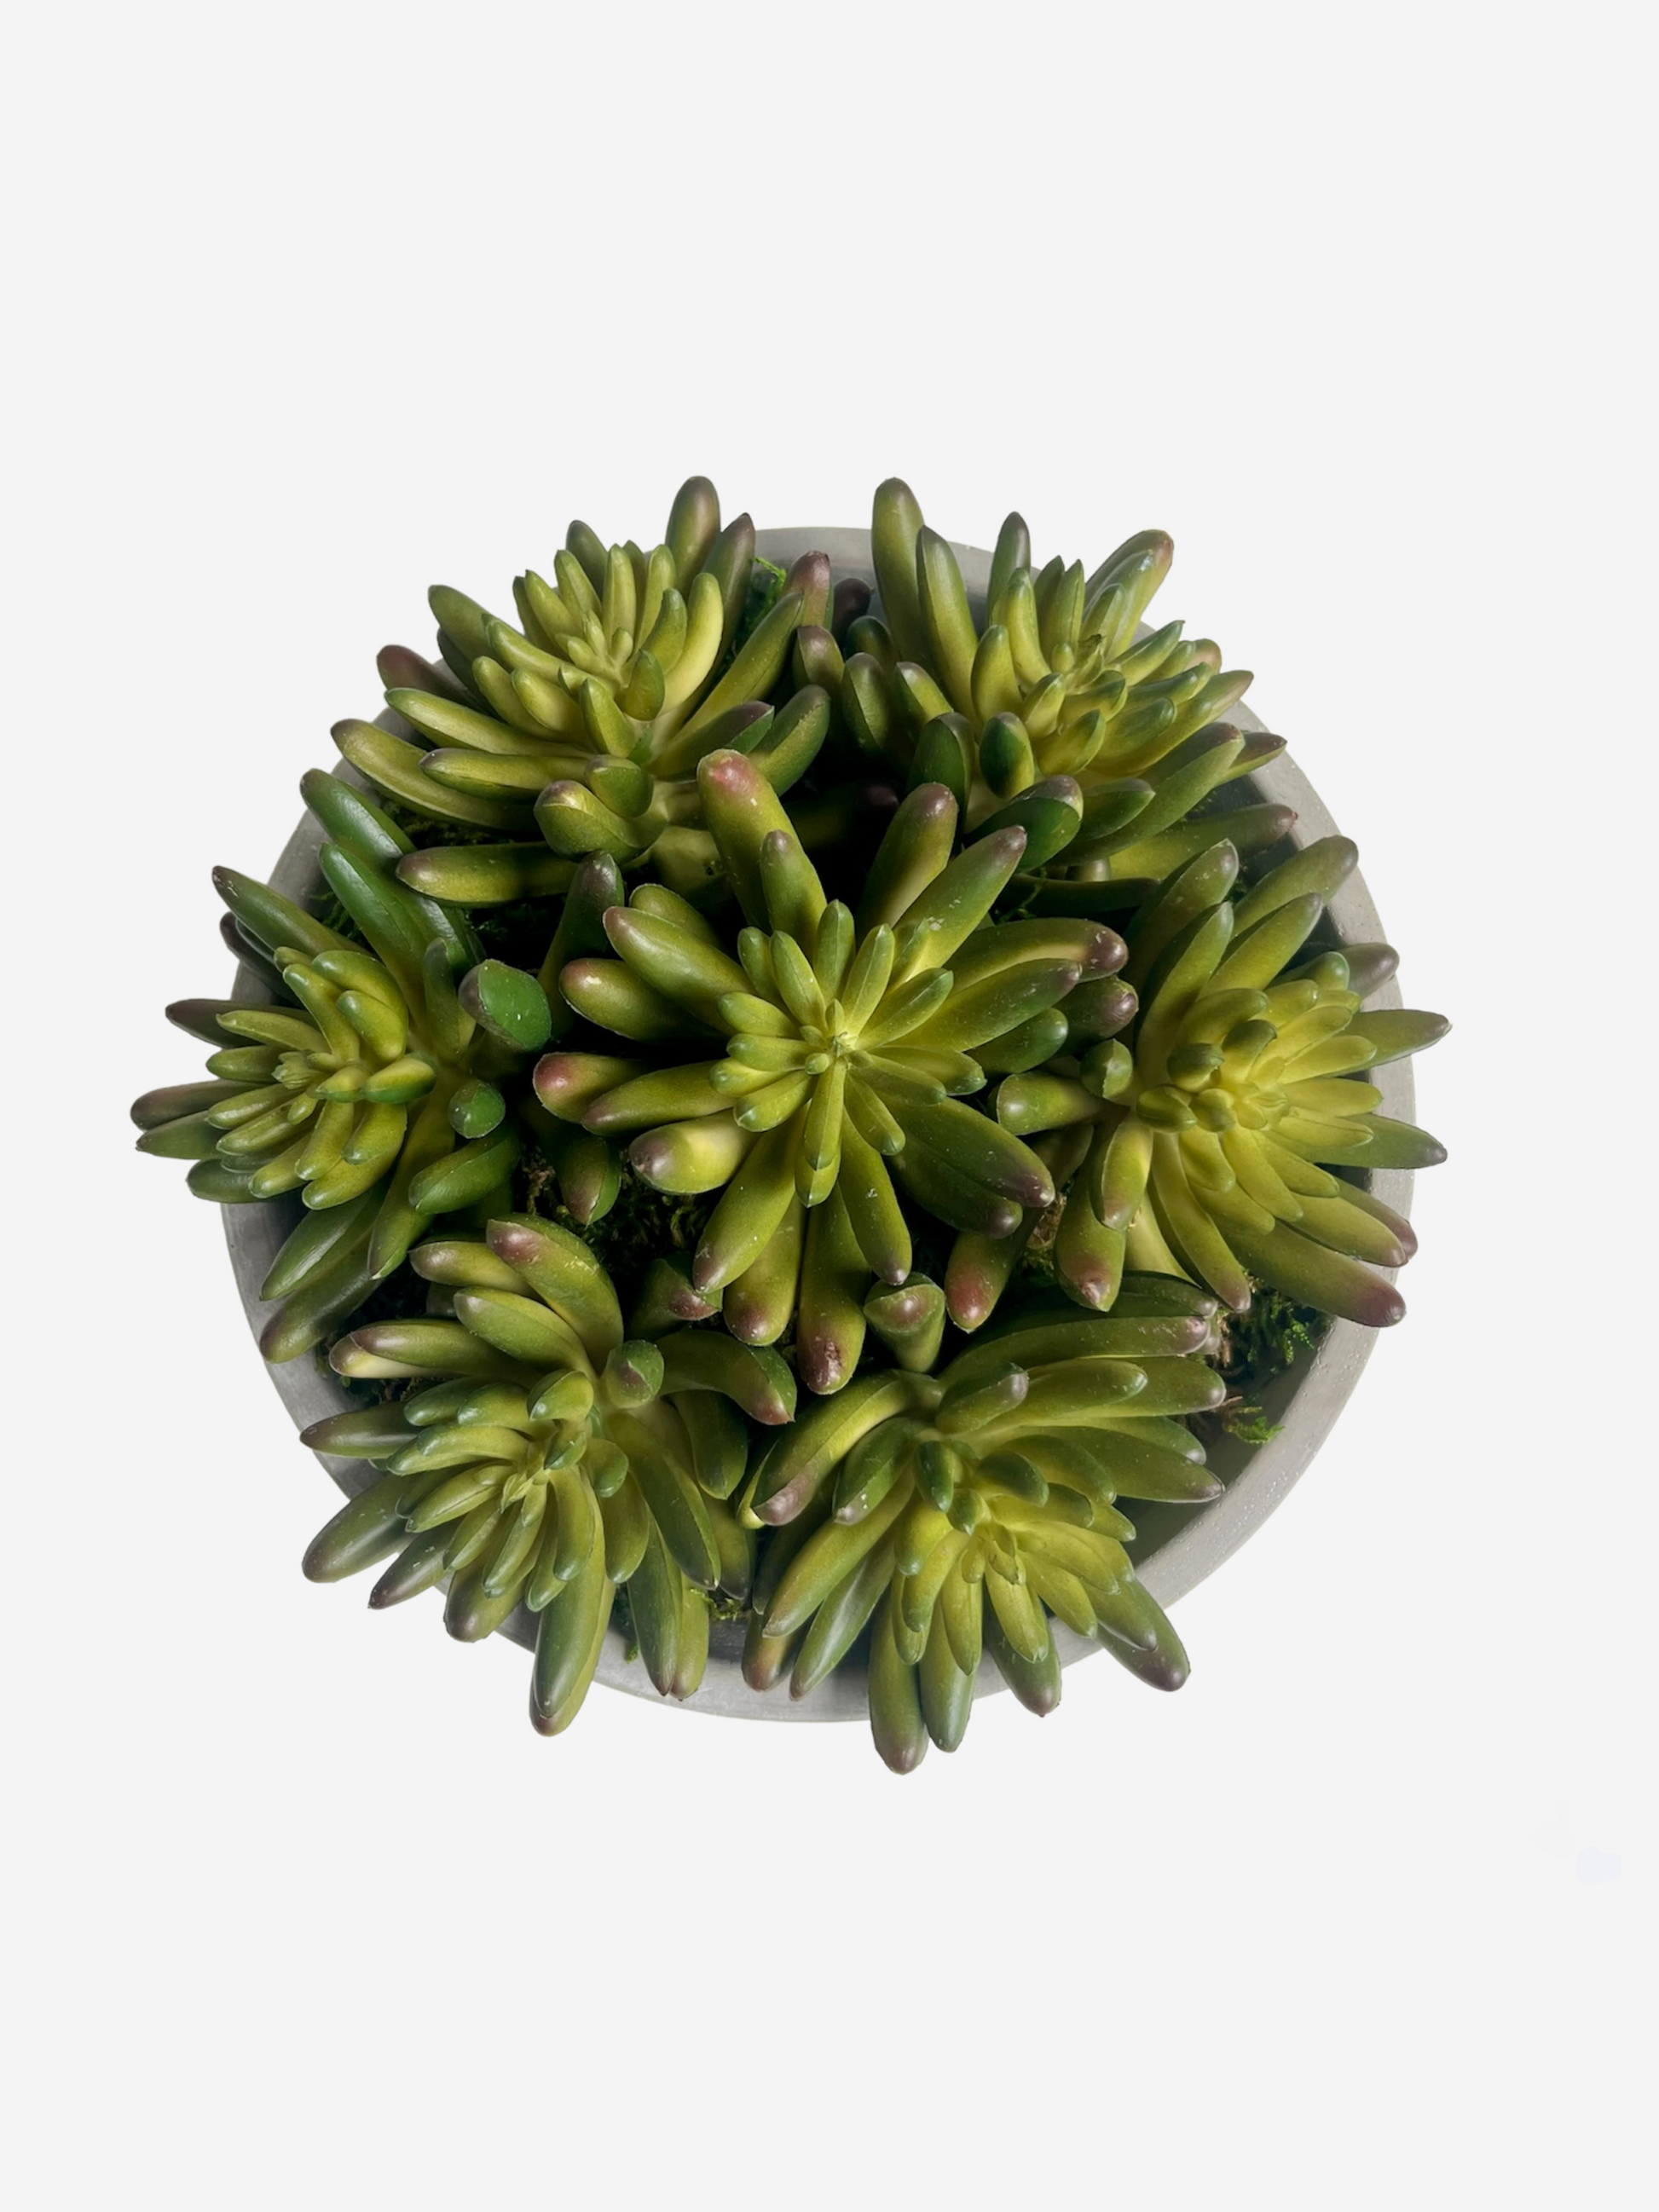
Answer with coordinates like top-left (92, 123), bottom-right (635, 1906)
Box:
top-left (133, 480), bottom-right (1448, 1768)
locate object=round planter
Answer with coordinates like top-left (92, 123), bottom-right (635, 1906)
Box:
top-left (224, 526), bottom-right (1415, 1723)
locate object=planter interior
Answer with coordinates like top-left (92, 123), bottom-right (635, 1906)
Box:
top-left (223, 527), bottom-right (1415, 1722)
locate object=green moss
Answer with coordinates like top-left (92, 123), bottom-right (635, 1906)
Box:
top-left (1212, 1285), bottom-right (1328, 1442)
top-left (731, 556), bottom-right (788, 656)
top-left (1223, 1408), bottom-right (1285, 1446)
top-left (608, 1580), bottom-right (742, 1668)
top-left (1015, 1197), bottom-right (1063, 1291)
top-left (379, 790), bottom-right (494, 848)
top-left (610, 1582), bottom-right (639, 1663)
top-left (518, 1153), bottom-right (717, 1326)
top-left (311, 887), bottom-right (361, 944)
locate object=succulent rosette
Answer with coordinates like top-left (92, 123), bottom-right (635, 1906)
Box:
top-left (329, 476), bottom-right (847, 904)
top-left (133, 477), bottom-right (1448, 1764)
top-left (540, 749), bottom-right (1134, 1387)
top-left (738, 1286), bottom-right (1226, 1769)
top-left (132, 771), bottom-right (556, 1360)
top-left (985, 835), bottom-right (1448, 1328)
top-left (303, 1214), bottom-right (793, 1727)
top-left (827, 479), bottom-right (1287, 893)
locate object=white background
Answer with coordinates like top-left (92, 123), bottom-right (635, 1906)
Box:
top-left (6, 4), bottom-right (1653, 2207)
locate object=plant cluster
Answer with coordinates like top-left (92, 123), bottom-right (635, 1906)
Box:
top-left (135, 478), bottom-right (1448, 1767)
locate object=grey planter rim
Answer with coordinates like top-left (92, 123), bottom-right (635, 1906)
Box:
top-left (223, 523), bottom-right (1416, 1724)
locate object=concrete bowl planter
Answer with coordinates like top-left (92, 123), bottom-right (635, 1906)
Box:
top-left (224, 527), bottom-right (1416, 1724)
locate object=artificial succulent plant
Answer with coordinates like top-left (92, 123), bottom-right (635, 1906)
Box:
top-left (133, 772), bottom-right (558, 1360)
top-left (302, 1213), bottom-right (789, 1727)
top-left (842, 480), bottom-right (1286, 897)
top-left (740, 1285), bottom-right (1226, 1770)
top-left (133, 477), bottom-right (1448, 1766)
